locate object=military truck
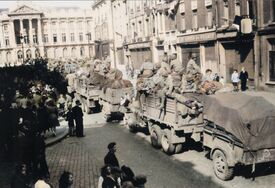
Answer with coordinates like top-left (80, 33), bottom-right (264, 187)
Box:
top-left (75, 77), bottom-right (102, 114)
top-left (100, 87), bottom-right (133, 122)
top-left (129, 92), bottom-right (204, 154)
top-left (127, 91), bottom-right (275, 180)
top-left (202, 92), bottom-right (275, 180)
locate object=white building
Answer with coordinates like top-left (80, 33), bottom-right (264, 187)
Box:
top-left (0, 3), bottom-right (93, 66)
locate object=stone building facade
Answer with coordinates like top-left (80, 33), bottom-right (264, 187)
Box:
top-left (92, 0), bottom-right (116, 67)
top-left (0, 3), bottom-right (93, 66)
top-left (255, 0), bottom-right (275, 92)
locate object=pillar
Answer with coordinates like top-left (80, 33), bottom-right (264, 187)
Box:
top-left (9, 19), bottom-right (16, 47)
top-left (20, 19), bottom-right (23, 35)
top-left (37, 18), bottom-right (43, 45)
top-left (29, 19), bottom-right (33, 44)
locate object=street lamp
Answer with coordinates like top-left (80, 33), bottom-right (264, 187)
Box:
top-left (19, 34), bottom-right (26, 63)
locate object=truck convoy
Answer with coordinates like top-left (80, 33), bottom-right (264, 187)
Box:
top-left (66, 57), bottom-right (275, 181)
top-left (124, 57), bottom-right (275, 181)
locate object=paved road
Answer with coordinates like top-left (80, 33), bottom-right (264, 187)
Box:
top-left (45, 113), bottom-right (275, 188)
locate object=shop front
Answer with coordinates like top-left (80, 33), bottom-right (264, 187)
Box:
top-left (127, 41), bottom-right (152, 70)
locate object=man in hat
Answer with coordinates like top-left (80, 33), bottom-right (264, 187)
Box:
top-left (72, 100), bottom-right (84, 137)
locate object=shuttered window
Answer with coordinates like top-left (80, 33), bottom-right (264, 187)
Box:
top-left (269, 51), bottom-right (275, 81)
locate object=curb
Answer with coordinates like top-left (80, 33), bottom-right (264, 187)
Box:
top-left (45, 119), bottom-right (69, 147)
top-left (45, 127), bottom-right (69, 147)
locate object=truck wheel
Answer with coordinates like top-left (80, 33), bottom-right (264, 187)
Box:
top-left (161, 129), bottom-right (176, 154)
top-left (129, 124), bottom-right (137, 133)
top-left (212, 150), bottom-right (234, 181)
top-left (106, 115), bottom-right (112, 122)
top-left (150, 125), bottom-right (162, 148)
top-left (174, 144), bottom-right (183, 154)
top-left (94, 101), bottom-right (101, 113)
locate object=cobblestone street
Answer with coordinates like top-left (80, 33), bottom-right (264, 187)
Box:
top-left (46, 137), bottom-right (101, 188)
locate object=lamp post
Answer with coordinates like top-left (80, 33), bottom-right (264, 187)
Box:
top-left (19, 34), bottom-right (25, 63)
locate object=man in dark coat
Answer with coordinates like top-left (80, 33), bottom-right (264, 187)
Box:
top-left (104, 142), bottom-right (119, 168)
top-left (102, 167), bottom-right (121, 188)
top-left (239, 67), bottom-right (249, 91)
top-left (72, 100), bottom-right (84, 137)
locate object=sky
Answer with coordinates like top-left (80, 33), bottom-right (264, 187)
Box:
top-left (0, 1), bottom-right (93, 9)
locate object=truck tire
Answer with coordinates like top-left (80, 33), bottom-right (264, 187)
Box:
top-left (212, 149), bottom-right (234, 181)
top-left (174, 144), bottom-right (183, 154)
top-left (161, 129), bottom-right (176, 154)
top-left (106, 115), bottom-right (112, 122)
top-left (150, 125), bottom-right (162, 148)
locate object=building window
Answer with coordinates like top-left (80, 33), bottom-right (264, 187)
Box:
top-left (53, 34), bottom-right (57, 43)
top-left (79, 33), bottom-right (83, 42)
top-left (180, 13), bottom-right (186, 31)
top-left (269, 51), bottom-right (275, 81)
top-left (206, 6), bottom-right (213, 28)
top-left (44, 34), bottom-right (48, 43)
top-left (71, 33), bottom-right (75, 42)
top-left (5, 37), bottom-right (9, 46)
top-left (272, 0), bottom-right (275, 22)
top-left (62, 33), bottom-right (66, 42)
top-left (235, 0), bottom-right (241, 16)
top-left (3, 25), bottom-right (8, 32)
top-left (223, 0), bottom-right (229, 26)
top-left (87, 33), bottom-right (91, 41)
top-left (33, 35), bottom-right (37, 44)
top-left (192, 10), bottom-right (198, 29)
top-left (80, 47), bottom-right (85, 56)
top-left (17, 50), bottom-right (23, 60)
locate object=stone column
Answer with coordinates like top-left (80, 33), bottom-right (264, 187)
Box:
top-left (9, 19), bottom-right (16, 47)
top-left (29, 19), bottom-right (33, 44)
top-left (0, 22), bottom-right (4, 47)
top-left (37, 18), bottom-right (43, 45)
top-left (57, 19), bottom-right (61, 44)
top-left (48, 19), bottom-right (52, 44)
top-left (20, 19), bottom-right (24, 35)
top-left (161, 12), bottom-right (165, 33)
top-left (66, 19), bottom-right (70, 44)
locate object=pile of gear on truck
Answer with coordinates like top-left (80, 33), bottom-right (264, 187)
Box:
top-left (65, 58), bottom-right (133, 121)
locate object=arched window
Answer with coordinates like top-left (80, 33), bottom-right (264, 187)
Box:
top-left (35, 49), bottom-right (40, 58)
top-left (71, 47), bottom-right (76, 58)
top-left (17, 50), bottom-right (23, 61)
top-left (63, 48), bottom-right (68, 58)
top-left (54, 48), bottom-right (58, 59)
top-left (6, 51), bottom-right (11, 62)
top-left (80, 47), bottom-right (85, 57)
top-left (26, 49), bottom-right (32, 59)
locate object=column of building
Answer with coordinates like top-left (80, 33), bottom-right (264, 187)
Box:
top-left (29, 19), bottom-right (33, 45)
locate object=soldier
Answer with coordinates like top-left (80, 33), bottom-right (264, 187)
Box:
top-left (72, 100), bottom-right (84, 137)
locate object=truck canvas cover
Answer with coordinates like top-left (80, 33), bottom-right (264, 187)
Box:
top-left (204, 92), bottom-right (275, 151)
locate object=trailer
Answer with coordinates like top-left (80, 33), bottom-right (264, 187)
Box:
top-left (202, 92), bottom-right (275, 180)
top-left (100, 87), bottom-right (133, 122)
top-left (75, 77), bottom-right (102, 114)
top-left (131, 92), bottom-right (204, 154)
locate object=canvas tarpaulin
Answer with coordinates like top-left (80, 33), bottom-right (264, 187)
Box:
top-left (203, 92), bottom-right (275, 151)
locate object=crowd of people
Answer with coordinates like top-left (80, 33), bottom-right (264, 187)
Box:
top-left (0, 58), bottom-right (74, 187)
top-left (99, 142), bottom-right (147, 188)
